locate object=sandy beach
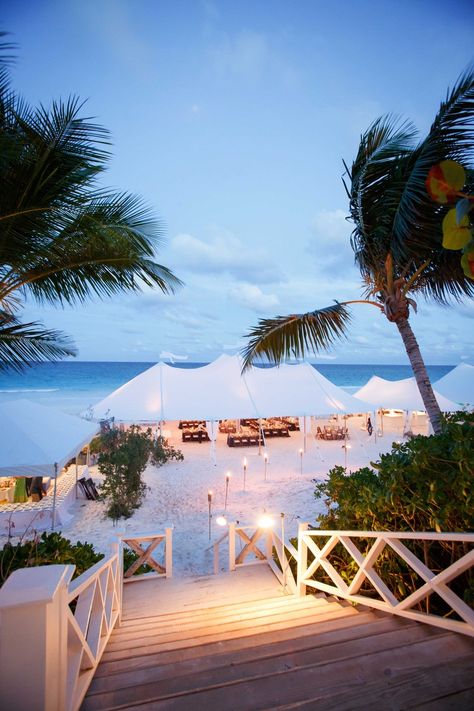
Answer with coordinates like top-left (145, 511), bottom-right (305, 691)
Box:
top-left (57, 413), bottom-right (428, 577)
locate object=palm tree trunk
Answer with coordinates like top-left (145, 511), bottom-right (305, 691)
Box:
top-left (395, 318), bottom-right (442, 434)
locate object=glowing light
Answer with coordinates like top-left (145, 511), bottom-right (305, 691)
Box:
top-left (216, 515), bottom-right (227, 526)
top-left (257, 513), bottom-right (274, 528)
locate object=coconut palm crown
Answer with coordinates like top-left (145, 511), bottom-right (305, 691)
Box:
top-left (242, 67), bottom-right (474, 434)
top-left (0, 34), bottom-right (182, 370)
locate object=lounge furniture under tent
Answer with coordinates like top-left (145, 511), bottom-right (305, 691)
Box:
top-left (0, 400), bottom-right (99, 534)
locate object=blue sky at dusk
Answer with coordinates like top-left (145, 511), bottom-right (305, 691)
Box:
top-left (3, 0), bottom-right (474, 364)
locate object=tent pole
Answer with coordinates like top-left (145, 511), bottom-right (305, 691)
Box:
top-left (258, 419), bottom-right (262, 455)
top-left (75, 457), bottom-right (78, 499)
top-left (52, 463), bottom-right (58, 531)
top-left (86, 445), bottom-right (90, 466)
top-left (303, 417), bottom-right (307, 453)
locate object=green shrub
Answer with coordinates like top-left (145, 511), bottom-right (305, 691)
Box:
top-left (98, 426), bottom-right (152, 521)
top-left (150, 436), bottom-right (184, 467)
top-left (0, 532), bottom-right (104, 586)
top-left (308, 411), bottom-right (474, 611)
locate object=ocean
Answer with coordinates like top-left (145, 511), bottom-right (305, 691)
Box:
top-left (0, 362), bottom-right (454, 415)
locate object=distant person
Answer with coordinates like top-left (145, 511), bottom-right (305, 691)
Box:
top-left (367, 417), bottom-right (373, 436)
top-left (30, 477), bottom-right (44, 501)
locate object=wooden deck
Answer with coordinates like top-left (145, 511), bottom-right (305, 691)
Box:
top-left (84, 566), bottom-right (474, 710)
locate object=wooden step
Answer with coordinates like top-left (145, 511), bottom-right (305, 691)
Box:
top-left (118, 595), bottom-right (328, 633)
top-left (101, 602), bottom-right (360, 661)
top-left (94, 609), bottom-right (382, 678)
top-left (85, 618), bottom-right (436, 708)
top-left (109, 597), bottom-right (331, 646)
top-left (94, 635), bottom-right (474, 711)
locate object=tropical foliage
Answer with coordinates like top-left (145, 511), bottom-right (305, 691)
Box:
top-left (243, 68), bottom-right (474, 433)
top-left (98, 426), bottom-right (152, 520)
top-left (0, 33), bottom-right (181, 370)
top-left (426, 159), bottom-right (474, 277)
top-left (309, 411), bottom-right (474, 609)
top-left (0, 531), bottom-right (103, 586)
top-left (150, 435), bottom-right (184, 467)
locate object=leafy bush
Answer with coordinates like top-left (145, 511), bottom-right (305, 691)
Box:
top-left (98, 426), bottom-right (152, 521)
top-left (150, 436), bottom-right (184, 467)
top-left (309, 412), bottom-right (474, 611)
top-left (0, 532), bottom-right (104, 586)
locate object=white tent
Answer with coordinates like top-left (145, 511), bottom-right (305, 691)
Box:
top-left (354, 376), bottom-right (457, 412)
top-left (434, 363), bottom-right (474, 407)
top-left (0, 399), bottom-right (99, 478)
top-left (0, 399), bottom-right (99, 529)
top-left (244, 361), bottom-right (368, 417)
top-left (90, 354), bottom-right (370, 423)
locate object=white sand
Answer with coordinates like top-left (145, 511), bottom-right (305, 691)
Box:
top-left (57, 414), bottom-right (427, 577)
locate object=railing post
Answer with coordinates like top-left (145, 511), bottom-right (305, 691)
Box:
top-left (296, 522), bottom-right (309, 597)
top-left (266, 528), bottom-right (273, 561)
top-left (229, 522), bottom-right (236, 571)
top-left (0, 564), bottom-right (74, 711)
top-left (165, 527), bottom-right (173, 578)
top-left (213, 541), bottom-right (219, 574)
top-left (110, 533), bottom-right (124, 624)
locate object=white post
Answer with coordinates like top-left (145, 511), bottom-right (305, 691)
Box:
top-left (228, 522), bottom-right (236, 571)
top-left (109, 534), bottom-right (123, 625)
top-left (213, 542), bottom-right (219, 575)
top-left (281, 513), bottom-right (287, 593)
top-left (0, 565), bottom-right (74, 711)
top-left (296, 522), bottom-right (309, 597)
top-left (51, 462), bottom-right (58, 531)
top-left (165, 527), bottom-right (173, 578)
top-left (75, 457), bottom-right (78, 499)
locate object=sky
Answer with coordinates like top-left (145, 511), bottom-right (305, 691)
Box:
top-left (3, 0), bottom-right (474, 365)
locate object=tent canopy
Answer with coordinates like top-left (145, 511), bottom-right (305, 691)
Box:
top-left (0, 399), bottom-right (99, 478)
top-left (354, 376), bottom-right (457, 412)
top-left (90, 354), bottom-right (370, 423)
top-left (434, 363), bottom-right (474, 407)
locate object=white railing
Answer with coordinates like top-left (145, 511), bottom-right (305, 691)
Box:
top-left (121, 528), bottom-right (173, 581)
top-left (0, 546), bottom-right (121, 711)
top-left (66, 549), bottom-right (121, 710)
top-left (0, 529), bottom-right (172, 711)
top-left (211, 522), bottom-right (298, 593)
top-left (297, 529), bottom-right (474, 637)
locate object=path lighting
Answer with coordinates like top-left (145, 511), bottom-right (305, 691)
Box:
top-left (224, 471), bottom-right (231, 511)
top-left (243, 457), bottom-right (247, 491)
top-left (342, 443), bottom-right (352, 469)
top-left (216, 515), bottom-right (227, 526)
top-left (299, 448), bottom-right (303, 476)
top-left (257, 512), bottom-right (275, 529)
top-left (264, 452), bottom-right (268, 481)
top-left (208, 490), bottom-right (213, 540)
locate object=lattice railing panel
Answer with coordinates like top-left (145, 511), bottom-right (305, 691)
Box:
top-left (298, 530), bottom-right (474, 637)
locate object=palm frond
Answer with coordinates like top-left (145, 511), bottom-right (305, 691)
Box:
top-left (241, 303), bottom-right (352, 371)
top-left (0, 312), bottom-right (77, 372)
top-left (389, 65), bottom-right (474, 258)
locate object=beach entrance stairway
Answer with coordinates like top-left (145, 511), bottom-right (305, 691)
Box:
top-left (1, 527), bottom-right (473, 710)
top-left (83, 565), bottom-right (474, 710)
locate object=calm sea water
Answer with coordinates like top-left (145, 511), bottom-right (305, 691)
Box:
top-left (0, 361), bottom-right (454, 415)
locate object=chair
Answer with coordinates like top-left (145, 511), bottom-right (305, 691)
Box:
top-left (316, 426), bottom-right (323, 440)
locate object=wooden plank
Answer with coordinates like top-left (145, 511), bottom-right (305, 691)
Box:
top-left (87, 618), bottom-right (426, 698)
top-left (93, 611), bottom-right (388, 678)
top-left (99, 605), bottom-right (362, 662)
top-left (103, 602), bottom-right (358, 653)
top-left (106, 644), bottom-right (474, 711)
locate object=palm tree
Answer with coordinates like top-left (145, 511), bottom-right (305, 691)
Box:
top-left (242, 68), bottom-right (474, 434)
top-left (0, 34), bottom-right (181, 370)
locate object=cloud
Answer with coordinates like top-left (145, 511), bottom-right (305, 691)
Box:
top-left (170, 232), bottom-right (284, 283)
top-left (307, 209), bottom-right (355, 275)
top-left (228, 283), bottom-right (279, 312)
top-left (211, 30), bottom-right (270, 78)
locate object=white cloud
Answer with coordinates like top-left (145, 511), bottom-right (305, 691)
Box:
top-left (212, 30), bottom-right (270, 78)
top-left (170, 232), bottom-right (284, 283)
top-left (228, 283), bottom-right (279, 312)
top-left (307, 209), bottom-right (355, 275)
